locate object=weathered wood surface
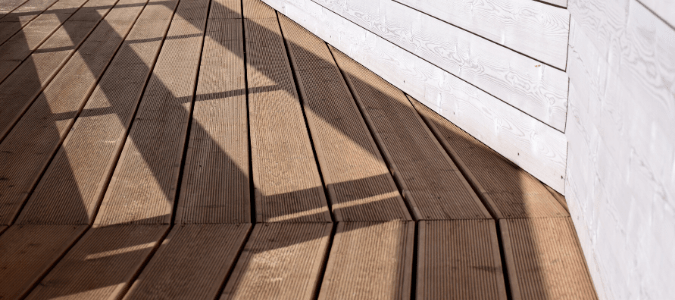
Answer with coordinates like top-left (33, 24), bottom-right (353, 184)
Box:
top-left (0, 0), bottom-right (29, 15)
top-left (221, 223), bottom-right (332, 300)
top-left (279, 14), bottom-right (410, 222)
top-left (177, 0), bottom-right (250, 224)
top-left (393, 0), bottom-right (570, 69)
top-left (500, 218), bottom-right (598, 300)
top-left (263, 0), bottom-right (568, 193)
top-left (94, 0), bottom-right (209, 226)
top-left (124, 224), bottom-right (251, 299)
top-left (331, 46), bottom-right (490, 220)
top-left (409, 96), bottom-right (568, 219)
top-left (16, 0), bottom-right (178, 225)
top-left (0, 0), bottom-right (146, 225)
top-left (0, 0), bottom-right (117, 142)
top-left (313, 0), bottom-right (569, 130)
top-left (0, 0), bottom-right (56, 22)
top-left (318, 221), bottom-right (414, 300)
top-left (0, 0), bottom-right (60, 46)
top-left (0, 225), bottom-right (86, 299)
top-left (640, 0), bottom-right (675, 27)
top-left (243, 0), bottom-right (330, 223)
top-left (417, 220), bottom-right (507, 300)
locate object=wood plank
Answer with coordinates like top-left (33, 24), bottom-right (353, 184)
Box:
top-left (329, 46), bottom-right (490, 220)
top-left (25, 225), bottom-right (169, 300)
top-left (0, 225), bottom-right (87, 299)
top-left (123, 224), bottom-right (251, 299)
top-left (500, 218), bottom-right (598, 300)
top-left (278, 14), bottom-right (410, 222)
top-left (15, 0), bottom-right (179, 225)
top-left (0, 0), bottom-right (148, 225)
top-left (94, 0), bottom-right (210, 226)
top-left (318, 221), bottom-right (414, 300)
top-left (221, 222), bottom-right (332, 300)
top-left (177, 0), bottom-right (249, 224)
top-left (264, 0), bottom-right (567, 194)
top-left (392, 0), bottom-right (569, 69)
top-left (0, 0), bottom-right (55, 21)
top-left (0, 0), bottom-right (29, 15)
top-left (545, 185), bottom-right (568, 211)
top-left (243, 0), bottom-right (330, 223)
top-left (640, 0), bottom-right (675, 27)
top-left (541, 0), bottom-right (567, 8)
top-left (0, 0), bottom-right (59, 45)
top-left (0, 0), bottom-right (119, 142)
top-left (409, 96), bottom-right (568, 219)
top-left (417, 220), bottom-right (507, 300)
top-left (313, 0), bottom-right (569, 130)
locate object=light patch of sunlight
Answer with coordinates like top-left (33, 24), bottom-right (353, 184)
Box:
top-left (332, 191), bottom-right (399, 210)
top-left (267, 206), bottom-right (330, 222)
top-left (85, 241), bottom-right (158, 260)
top-left (50, 285), bottom-right (117, 300)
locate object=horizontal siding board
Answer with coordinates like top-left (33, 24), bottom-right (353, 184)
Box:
top-left (312, 0), bottom-right (569, 131)
top-left (393, 0), bottom-right (569, 69)
top-left (265, 0), bottom-right (567, 192)
top-left (638, 0), bottom-right (675, 27)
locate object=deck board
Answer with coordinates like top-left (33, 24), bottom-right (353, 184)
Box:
top-left (25, 225), bottom-right (169, 300)
top-left (0, 0), bottom-right (147, 225)
top-left (16, 0), bottom-right (178, 225)
top-left (279, 15), bottom-right (410, 222)
top-left (94, 0), bottom-right (209, 226)
top-left (318, 221), bottom-right (414, 300)
top-left (0, 0), bottom-right (61, 47)
top-left (417, 220), bottom-right (507, 300)
top-left (176, 0), bottom-right (250, 224)
top-left (221, 223), bottom-right (332, 300)
top-left (243, 1), bottom-right (330, 223)
top-left (0, 0), bottom-right (56, 22)
top-left (123, 224), bottom-right (251, 299)
top-left (500, 218), bottom-right (598, 300)
top-left (0, 225), bottom-right (87, 299)
top-left (0, 0), bottom-right (118, 142)
top-left (0, 0), bottom-right (29, 15)
top-left (329, 46), bottom-right (491, 221)
top-left (409, 96), bottom-right (569, 219)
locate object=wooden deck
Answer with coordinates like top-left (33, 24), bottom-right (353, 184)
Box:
top-left (0, 0), bottom-right (597, 298)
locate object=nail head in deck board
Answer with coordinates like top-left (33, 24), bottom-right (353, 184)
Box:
top-left (0, 0), bottom-right (119, 142)
top-left (177, 16), bottom-right (250, 224)
top-left (329, 46), bottom-right (491, 221)
top-left (94, 0), bottom-right (210, 226)
top-left (0, 0), bottom-right (148, 225)
top-left (25, 224), bottom-right (169, 300)
top-left (123, 224), bottom-right (251, 299)
top-left (417, 220), bottom-right (507, 300)
top-left (409, 96), bottom-right (569, 219)
top-left (243, 12), bottom-right (330, 223)
top-left (15, 0), bottom-right (179, 226)
top-left (221, 222), bottom-right (332, 300)
top-left (318, 221), bottom-right (414, 300)
top-left (279, 15), bottom-right (410, 222)
top-left (0, 225), bottom-right (87, 300)
top-left (500, 218), bottom-right (598, 300)
top-left (0, 0), bottom-right (62, 46)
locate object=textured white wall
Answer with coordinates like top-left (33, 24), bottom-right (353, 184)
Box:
top-left (566, 0), bottom-right (675, 299)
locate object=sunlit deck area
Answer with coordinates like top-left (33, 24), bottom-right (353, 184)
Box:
top-left (0, 0), bottom-right (598, 298)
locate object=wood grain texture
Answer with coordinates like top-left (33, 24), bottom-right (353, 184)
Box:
top-left (177, 5), bottom-right (250, 224)
top-left (0, 0), bottom-right (56, 21)
top-left (0, 0), bottom-right (118, 142)
top-left (0, 0), bottom-right (60, 46)
top-left (124, 224), bottom-right (251, 299)
top-left (639, 0), bottom-right (675, 27)
top-left (243, 3), bottom-right (330, 223)
top-left (16, 0), bottom-right (178, 226)
top-left (26, 225), bottom-right (169, 300)
top-left (417, 220), bottom-right (507, 300)
top-left (409, 96), bottom-right (568, 219)
top-left (540, 0), bottom-right (567, 8)
top-left (279, 14), bottom-right (410, 222)
top-left (330, 46), bottom-right (490, 220)
top-left (95, 0), bottom-right (209, 226)
top-left (500, 218), bottom-right (598, 300)
top-left (262, 0), bottom-right (568, 193)
top-left (221, 222), bottom-right (332, 300)
top-left (313, 0), bottom-right (569, 130)
top-left (0, 0), bottom-right (29, 15)
top-left (318, 221), bottom-right (414, 300)
top-left (0, 0), bottom-right (146, 225)
top-left (393, 0), bottom-right (570, 68)
top-left (0, 225), bottom-right (86, 299)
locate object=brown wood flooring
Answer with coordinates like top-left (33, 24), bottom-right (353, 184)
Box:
top-left (0, 0), bottom-right (598, 298)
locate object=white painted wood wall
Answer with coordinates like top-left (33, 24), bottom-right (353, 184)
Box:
top-left (264, 0), bottom-right (675, 298)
